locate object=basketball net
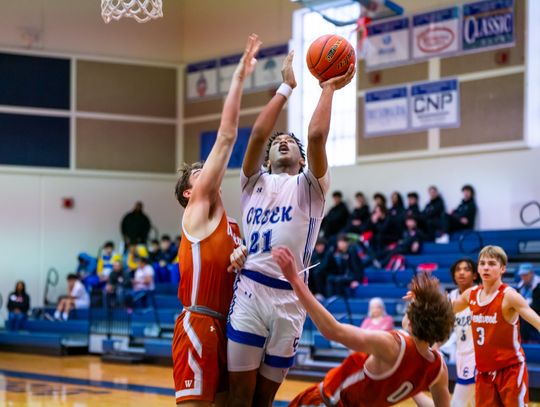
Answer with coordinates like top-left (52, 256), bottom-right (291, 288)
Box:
top-left (101, 0), bottom-right (163, 23)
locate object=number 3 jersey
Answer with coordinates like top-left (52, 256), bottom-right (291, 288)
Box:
top-left (469, 283), bottom-right (526, 372)
top-left (241, 168), bottom-right (329, 279)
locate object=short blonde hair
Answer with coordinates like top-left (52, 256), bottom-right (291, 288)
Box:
top-left (368, 297), bottom-right (387, 317)
top-left (479, 245), bottom-right (508, 266)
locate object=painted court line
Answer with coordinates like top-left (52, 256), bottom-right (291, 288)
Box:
top-left (0, 368), bottom-right (291, 405)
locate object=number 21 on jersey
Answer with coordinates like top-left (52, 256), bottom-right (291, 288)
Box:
top-left (249, 230), bottom-right (273, 254)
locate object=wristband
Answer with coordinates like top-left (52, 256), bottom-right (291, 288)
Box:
top-left (276, 83), bottom-right (293, 99)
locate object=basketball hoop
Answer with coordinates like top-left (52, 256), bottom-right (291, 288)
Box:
top-left (101, 0), bottom-right (163, 23)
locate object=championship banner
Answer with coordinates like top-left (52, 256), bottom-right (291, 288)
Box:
top-left (218, 54), bottom-right (252, 94)
top-left (462, 0), bottom-right (514, 51)
top-left (364, 86), bottom-right (409, 136)
top-left (186, 60), bottom-right (219, 100)
top-left (364, 17), bottom-right (410, 69)
top-left (412, 7), bottom-right (460, 60)
top-left (410, 79), bottom-right (459, 130)
top-left (254, 44), bottom-right (288, 88)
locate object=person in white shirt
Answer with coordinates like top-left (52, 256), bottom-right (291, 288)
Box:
top-left (132, 256), bottom-right (155, 292)
top-left (54, 274), bottom-right (90, 321)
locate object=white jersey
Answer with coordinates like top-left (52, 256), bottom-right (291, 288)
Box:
top-left (449, 288), bottom-right (475, 356)
top-left (241, 168), bottom-right (329, 279)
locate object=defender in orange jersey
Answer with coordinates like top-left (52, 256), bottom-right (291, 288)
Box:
top-left (452, 245), bottom-right (540, 407)
top-left (273, 246), bottom-right (454, 407)
top-left (171, 34), bottom-right (261, 407)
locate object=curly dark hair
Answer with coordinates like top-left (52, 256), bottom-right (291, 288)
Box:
top-left (406, 273), bottom-right (454, 346)
top-left (450, 258), bottom-right (479, 285)
top-left (264, 132), bottom-right (305, 174)
top-left (174, 161), bottom-right (204, 208)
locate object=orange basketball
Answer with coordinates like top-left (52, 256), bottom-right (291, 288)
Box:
top-left (306, 34), bottom-right (356, 82)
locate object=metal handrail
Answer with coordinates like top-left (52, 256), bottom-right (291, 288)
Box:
top-left (43, 267), bottom-right (60, 306)
top-left (520, 201), bottom-right (540, 227)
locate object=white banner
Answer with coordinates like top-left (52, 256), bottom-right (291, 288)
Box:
top-left (412, 7), bottom-right (460, 59)
top-left (254, 45), bottom-right (288, 88)
top-left (364, 86), bottom-right (409, 136)
top-left (186, 60), bottom-right (219, 100)
top-left (364, 17), bottom-right (410, 69)
top-left (410, 79), bottom-right (459, 130)
top-left (218, 54), bottom-right (252, 94)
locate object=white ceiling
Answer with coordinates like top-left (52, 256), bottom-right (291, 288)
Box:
top-left (0, 0), bottom-right (460, 64)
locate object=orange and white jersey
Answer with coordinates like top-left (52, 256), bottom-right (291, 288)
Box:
top-left (320, 331), bottom-right (444, 406)
top-left (177, 213), bottom-right (241, 316)
top-left (469, 284), bottom-right (526, 373)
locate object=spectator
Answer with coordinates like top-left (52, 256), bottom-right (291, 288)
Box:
top-left (124, 244), bottom-right (149, 272)
top-left (368, 205), bottom-right (401, 254)
top-left (372, 192), bottom-right (387, 210)
top-left (517, 263), bottom-right (540, 343)
top-left (148, 239), bottom-right (161, 263)
top-left (97, 241), bottom-right (116, 282)
top-left (406, 192), bottom-right (421, 218)
top-left (389, 191), bottom-right (405, 234)
top-left (76, 252), bottom-right (99, 292)
top-left (54, 274), bottom-right (89, 321)
top-left (120, 201), bottom-right (151, 245)
top-left (376, 216), bottom-right (424, 268)
top-left (6, 281), bottom-right (30, 331)
top-left (132, 256), bottom-right (155, 293)
top-left (360, 297), bottom-right (394, 331)
top-left (446, 184), bottom-right (477, 233)
top-left (158, 235), bottom-right (176, 265)
top-left (321, 191), bottom-right (350, 241)
top-left (345, 192), bottom-right (370, 235)
top-left (323, 235), bottom-right (364, 298)
top-left (106, 257), bottom-right (132, 308)
top-left (421, 186), bottom-right (446, 241)
top-left (308, 238), bottom-right (331, 299)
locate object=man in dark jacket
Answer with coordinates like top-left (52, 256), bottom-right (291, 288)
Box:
top-left (121, 201), bottom-right (151, 245)
top-left (321, 191), bottom-right (350, 241)
top-left (421, 186), bottom-right (446, 241)
top-left (7, 281), bottom-right (30, 331)
top-left (344, 192), bottom-right (370, 235)
top-left (446, 185), bottom-right (477, 233)
top-left (322, 235), bottom-right (364, 298)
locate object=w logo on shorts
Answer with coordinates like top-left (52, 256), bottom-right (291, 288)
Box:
top-left (184, 380), bottom-right (193, 388)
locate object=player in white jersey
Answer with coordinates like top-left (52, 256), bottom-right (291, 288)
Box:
top-left (226, 51), bottom-right (355, 407)
top-left (445, 258), bottom-right (479, 407)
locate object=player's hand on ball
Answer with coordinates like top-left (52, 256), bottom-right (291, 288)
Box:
top-left (272, 246), bottom-right (299, 283)
top-left (235, 33), bottom-right (262, 80)
top-left (281, 50), bottom-right (297, 89)
top-left (320, 64), bottom-right (355, 90)
top-left (227, 245), bottom-right (248, 274)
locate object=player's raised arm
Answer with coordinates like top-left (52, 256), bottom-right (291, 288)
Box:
top-left (188, 34), bottom-right (261, 212)
top-left (506, 288), bottom-right (540, 331)
top-left (272, 246), bottom-right (397, 357)
top-left (452, 287), bottom-right (472, 313)
top-left (307, 64), bottom-right (355, 178)
top-left (242, 50), bottom-right (297, 177)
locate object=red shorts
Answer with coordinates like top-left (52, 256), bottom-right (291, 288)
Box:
top-left (475, 362), bottom-right (529, 407)
top-left (172, 310), bottom-right (227, 404)
top-left (288, 383), bottom-right (325, 407)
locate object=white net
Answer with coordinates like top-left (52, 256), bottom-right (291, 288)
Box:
top-left (101, 0), bottom-right (163, 23)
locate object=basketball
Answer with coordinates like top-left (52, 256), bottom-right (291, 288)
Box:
top-left (306, 34), bottom-right (356, 82)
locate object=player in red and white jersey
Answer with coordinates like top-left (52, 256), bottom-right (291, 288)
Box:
top-left (171, 34), bottom-right (261, 406)
top-left (452, 245), bottom-right (540, 407)
top-left (274, 246), bottom-right (454, 407)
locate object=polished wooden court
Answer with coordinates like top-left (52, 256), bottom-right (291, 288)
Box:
top-left (0, 352), bottom-right (537, 406)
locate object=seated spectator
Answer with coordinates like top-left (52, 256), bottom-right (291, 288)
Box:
top-left (406, 192), bottom-right (421, 218)
top-left (6, 281), bottom-right (30, 331)
top-left (321, 191), bottom-right (350, 241)
top-left (345, 192), bottom-right (370, 235)
top-left (421, 186), bottom-right (446, 241)
top-left (105, 257), bottom-right (132, 308)
top-left (97, 241), bottom-right (116, 283)
top-left (148, 239), bottom-right (161, 263)
top-left (54, 274), bottom-right (90, 321)
top-left (517, 263), bottom-right (540, 343)
top-left (323, 235), bottom-right (364, 298)
top-left (124, 244), bottom-right (149, 271)
top-left (132, 256), bottom-right (155, 293)
top-left (375, 216), bottom-right (424, 268)
top-left (368, 205), bottom-right (401, 255)
top-left (389, 191), bottom-right (405, 234)
top-left (372, 192), bottom-right (387, 210)
top-left (76, 252), bottom-right (99, 292)
top-left (308, 238), bottom-right (331, 300)
top-left (446, 184), bottom-right (477, 233)
top-left (158, 235), bottom-right (177, 265)
top-left (360, 297), bottom-right (394, 331)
